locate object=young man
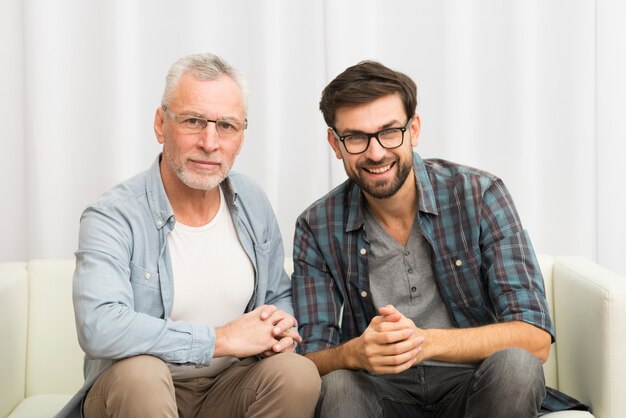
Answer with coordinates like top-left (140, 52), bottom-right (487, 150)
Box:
top-left (292, 60), bottom-right (588, 417)
top-left (57, 53), bottom-right (320, 418)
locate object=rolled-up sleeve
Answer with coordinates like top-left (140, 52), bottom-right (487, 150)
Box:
top-left (292, 213), bottom-right (343, 354)
top-left (479, 179), bottom-right (555, 340)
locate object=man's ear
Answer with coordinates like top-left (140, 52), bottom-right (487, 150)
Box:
top-left (327, 128), bottom-right (343, 160)
top-left (410, 114), bottom-right (421, 147)
top-left (154, 107), bottom-right (166, 145)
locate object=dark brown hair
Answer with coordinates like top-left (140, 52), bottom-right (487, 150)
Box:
top-left (319, 60), bottom-right (417, 128)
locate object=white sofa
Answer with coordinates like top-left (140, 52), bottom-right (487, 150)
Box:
top-left (1, 256), bottom-right (624, 418)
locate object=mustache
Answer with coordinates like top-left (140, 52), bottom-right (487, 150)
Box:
top-left (356, 157), bottom-right (396, 168)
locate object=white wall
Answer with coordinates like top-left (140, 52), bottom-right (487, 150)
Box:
top-left (1, 0), bottom-right (624, 275)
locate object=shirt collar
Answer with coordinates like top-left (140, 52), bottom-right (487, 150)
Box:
top-left (145, 154), bottom-right (239, 230)
top-left (220, 176), bottom-right (238, 208)
top-left (413, 152), bottom-right (438, 216)
top-left (146, 154), bottom-right (174, 230)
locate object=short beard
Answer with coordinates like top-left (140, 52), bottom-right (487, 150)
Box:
top-left (351, 159), bottom-right (413, 199)
top-left (175, 166), bottom-right (227, 191)
top-left (164, 150), bottom-right (230, 191)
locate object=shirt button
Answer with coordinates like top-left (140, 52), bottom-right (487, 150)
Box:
top-left (156, 220), bottom-right (163, 227)
top-left (411, 286), bottom-right (417, 292)
top-left (408, 268), bottom-right (414, 274)
top-left (144, 272), bottom-right (151, 280)
top-left (360, 290), bottom-right (368, 298)
top-left (360, 248), bottom-right (367, 255)
top-left (455, 259), bottom-right (463, 267)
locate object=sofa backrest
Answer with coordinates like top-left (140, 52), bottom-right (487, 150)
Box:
top-left (0, 262), bottom-right (28, 417)
top-left (0, 254), bottom-right (560, 410)
top-left (26, 259), bottom-right (84, 396)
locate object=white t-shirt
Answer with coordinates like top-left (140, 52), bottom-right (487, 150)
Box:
top-left (167, 186), bottom-right (254, 379)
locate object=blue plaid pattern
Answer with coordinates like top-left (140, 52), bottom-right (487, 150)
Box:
top-left (292, 152), bottom-right (589, 413)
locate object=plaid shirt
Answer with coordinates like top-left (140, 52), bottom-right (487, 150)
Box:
top-left (292, 152), bottom-right (589, 413)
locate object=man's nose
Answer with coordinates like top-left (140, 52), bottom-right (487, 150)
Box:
top-left (364, 135), bottom-right (386, 161)
top-left (197, 122), bottom-right (220, 151)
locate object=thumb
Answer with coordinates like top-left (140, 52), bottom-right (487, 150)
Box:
top-left (378, 304), bottom-right (397, 316)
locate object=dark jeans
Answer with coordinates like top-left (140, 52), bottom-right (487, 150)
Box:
top-left (316, 348), bottom-right (546, 418)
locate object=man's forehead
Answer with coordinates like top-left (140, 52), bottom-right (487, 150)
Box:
top-left (334, 95), bottom-right (405, 131)
top-left (171, 74), bottom-right (245, 113)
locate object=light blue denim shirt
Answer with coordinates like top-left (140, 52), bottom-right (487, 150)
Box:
top-left (56, 155), bottom-right (292, 418)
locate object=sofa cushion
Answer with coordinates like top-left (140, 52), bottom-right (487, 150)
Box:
top-left (7, 394), bottom-right (73, 418)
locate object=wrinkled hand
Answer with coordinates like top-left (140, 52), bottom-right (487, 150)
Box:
top-left (258, 305), bottom-right (302, 357)
top-left (214, 305), bottom-right (302, 358)
top-left (351, 304), bottom-right (425, 374)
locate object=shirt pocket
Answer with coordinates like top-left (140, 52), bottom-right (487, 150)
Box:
top-left (130, 262), bottom-right (161, 289)
top-left (129, 262), bottom-right (163, 316)
top-left (439, 248), bottom-right (496, 326)
top-left (253, 240), bottom-right (272, 275)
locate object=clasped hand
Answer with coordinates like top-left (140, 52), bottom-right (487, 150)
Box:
top-left (214, 305), bottom-right (302, 359)
top-left (353, 304), bottom-right (427, 374)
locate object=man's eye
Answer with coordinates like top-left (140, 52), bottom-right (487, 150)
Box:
top-left (217, 121), bottom-right (236, 131)
top-left (182, 118), bottom-right (204, 127)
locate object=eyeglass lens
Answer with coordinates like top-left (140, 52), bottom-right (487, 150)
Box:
top-left (343, 129), bottom-right (404, 154)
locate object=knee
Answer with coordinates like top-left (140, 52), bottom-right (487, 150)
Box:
top-left (478, 348), bottom-right (545, 402)
top-left (86, 356), bottom-right (176, 417)
top-left (321, 369), bottom-right (363, 400)
top-left (471, 349), bottom-right (546, 416)
top-left (484, 348), bottom-right (544, 386)
top-left (318, 370), bottom-right (379, 418)
top-left (107, 355), bottom-right (173, 392)
top-left (263, 353), bottom-right (321, 398)
top-left (287, 354), bottom-right (321, 396)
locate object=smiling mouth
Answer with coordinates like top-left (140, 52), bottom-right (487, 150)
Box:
top-left (364, 162), bottom-right (395, 174)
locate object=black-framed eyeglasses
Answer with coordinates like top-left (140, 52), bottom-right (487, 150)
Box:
top-left (331, 118), bottom-right (412, 155)
top-left (162, 106), bottom-right (248, 139)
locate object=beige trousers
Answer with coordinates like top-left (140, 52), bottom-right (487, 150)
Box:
top-left (83, 353), bottom-right (320, 418)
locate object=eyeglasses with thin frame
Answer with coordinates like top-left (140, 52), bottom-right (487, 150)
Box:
top-left (331, 118), bottom-right (412, 155)
top-left (162, 106), bottom-right (248, 139)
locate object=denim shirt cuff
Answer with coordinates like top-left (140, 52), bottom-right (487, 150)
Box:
top-left (190, 323), bottom-right (215, 366)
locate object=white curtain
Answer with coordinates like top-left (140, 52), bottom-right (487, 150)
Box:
top-left (1, 0), bottom-right (625, 275)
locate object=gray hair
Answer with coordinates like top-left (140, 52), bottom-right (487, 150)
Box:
top-left (161, 52), bottom-right (248, 113)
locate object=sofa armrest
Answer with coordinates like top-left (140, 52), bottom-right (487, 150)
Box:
top-left (0, 263), bottom-right (28, 418)
top-left (26, 259), bottom-right (84, 396)
top-left (553, 256), bottom-right (626, 418)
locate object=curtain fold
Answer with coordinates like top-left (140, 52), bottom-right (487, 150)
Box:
top-left (596, 0), bottom-right (626, 275)
top-left (1, 0), bottom-right (624, 275)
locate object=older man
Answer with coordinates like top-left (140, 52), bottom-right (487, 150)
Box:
top-left (57, 53), bottom-right (320, 418)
